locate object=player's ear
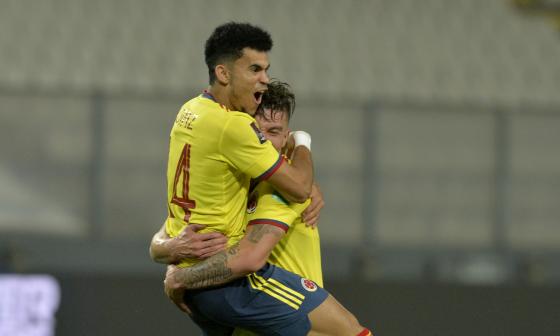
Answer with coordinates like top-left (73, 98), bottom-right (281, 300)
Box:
top-left (215, 64), bottom-right (230, 85)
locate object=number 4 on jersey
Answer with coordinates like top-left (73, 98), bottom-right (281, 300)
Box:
top-left (170, 144), bottom-right (196, 222)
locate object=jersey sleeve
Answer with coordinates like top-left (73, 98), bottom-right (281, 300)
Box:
top-left (247, 190), bottom-right (311, 232)
top-left (220, 114), bottom-right (283, 180)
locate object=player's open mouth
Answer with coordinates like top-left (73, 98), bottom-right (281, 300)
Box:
top-left (254, 91), bottom-right (263, 105)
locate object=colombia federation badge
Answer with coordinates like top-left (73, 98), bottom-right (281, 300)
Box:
top-left (301, 278), bottom-right (317, 292)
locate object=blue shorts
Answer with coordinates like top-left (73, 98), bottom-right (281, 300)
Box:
top-left (184, 263), bottom-right (329, 336)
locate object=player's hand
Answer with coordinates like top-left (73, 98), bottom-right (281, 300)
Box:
top-left (283, 132), bottom-right (296, 158)
top-left (302, 183), bottom-right (324, 229)
top-left (170, 224), bottom-right (228, 260)
top-left (164, 265), bottom-right (192, 315)
top-left (283, 131), bottom-right (312, 159)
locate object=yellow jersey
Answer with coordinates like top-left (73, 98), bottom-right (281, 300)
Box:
top-left (246, 181), bottom-right (323, 287)
top-left (165, 92), bottom-right (283, 268)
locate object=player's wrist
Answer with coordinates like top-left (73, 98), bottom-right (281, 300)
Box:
top-left (290, 131), bottom-right (311, 151)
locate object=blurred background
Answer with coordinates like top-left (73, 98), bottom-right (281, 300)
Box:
top-left (1, 0), bottom-right (560, 335)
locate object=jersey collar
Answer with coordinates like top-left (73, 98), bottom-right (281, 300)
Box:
top-left (201, 90), bottom-right (231, 111)
top-left (201, 90), bottom-right (216, 102)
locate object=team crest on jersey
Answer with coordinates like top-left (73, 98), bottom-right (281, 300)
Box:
top-left (250, 122), bottom-right (267, 144)
top-left (301, 278), bottom-right (317, 292)
top-left (247, 191), bottom-right (258, 214)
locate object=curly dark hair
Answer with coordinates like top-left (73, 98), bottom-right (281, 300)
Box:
top-left (255, 80), bottom-right (296, 121)
top-left (205, 22), bottom-right (273, 84)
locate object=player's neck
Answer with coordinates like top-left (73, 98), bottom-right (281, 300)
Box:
top-left (207, 85), bottom-right (234, 111)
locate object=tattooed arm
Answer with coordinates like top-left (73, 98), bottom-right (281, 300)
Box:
top-left (164, 223), bottom-right (285, 291)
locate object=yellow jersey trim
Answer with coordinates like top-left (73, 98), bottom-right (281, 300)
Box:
top-left (247, 274), bottom-right (304, 310)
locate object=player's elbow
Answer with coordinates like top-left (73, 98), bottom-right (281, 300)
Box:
top-left (300, 185), bottom-right (313, 202)
top-left (149, 242), bottom-right (171, 264)
top-left (149, 245), bottom-right (164, 263)
top-left (289, 186), bottom-right (312, 203)
top-left (245, 258), bottom-right (267, 274)
top-left (149, 245), bottom-right (155, 261)
top-left (237, 253), bottom-right (267, 274)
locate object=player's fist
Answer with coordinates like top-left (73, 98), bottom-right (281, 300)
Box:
top-left (291, 131), bottom-right (311, 151)
top-left (283, 130), bottom-right (311, 158)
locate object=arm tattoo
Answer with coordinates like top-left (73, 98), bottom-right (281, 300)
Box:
top-left (247, 224), bottom-right (282, 243)
top-left (175, 243), bottom-right (239, 289)
top-left (175, 225), bottom-right (281, 289)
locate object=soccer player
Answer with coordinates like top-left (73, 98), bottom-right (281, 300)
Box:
top-left (245, 81), bottom-right (323, 287)
top-left (163, 21), bottom-right (313, 268)
top-left (159, 80), bottom-right (372, 335)
top-left (157, 22), bottom-right (372, 335)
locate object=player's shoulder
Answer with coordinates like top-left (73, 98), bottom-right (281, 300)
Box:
top-left (183, 94), bottom-right (225, 114)
top-left (229, 110), bottom-right (255, 120)
top-left (191, 96), bottom-right (257, 125)
top-left (254, 183), bottom-right (292, 207)
top-left (223, 111), bottom-right (257, 127)
top-left (221, 111), bottom-right (264, 142)
top-left (178, 95), bottom-right (240, 129)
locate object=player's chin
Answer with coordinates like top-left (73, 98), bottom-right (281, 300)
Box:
top-left (244, 101), bottom-right (259, 115)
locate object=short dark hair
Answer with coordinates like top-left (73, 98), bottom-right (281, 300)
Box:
top-left (256, 80), bottom-right (296, 121)
top-left (205, 22), bottom-right (273, 84)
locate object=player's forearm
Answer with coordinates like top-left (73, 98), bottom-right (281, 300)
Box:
top-left (172, 225), bottom-right (283, 289)
top-left (291, 146), bottom-right (313, 192)
top-left (172, 243), bottom-right (248, 289)
top-left (269, 147), bottom-right (313, 203)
